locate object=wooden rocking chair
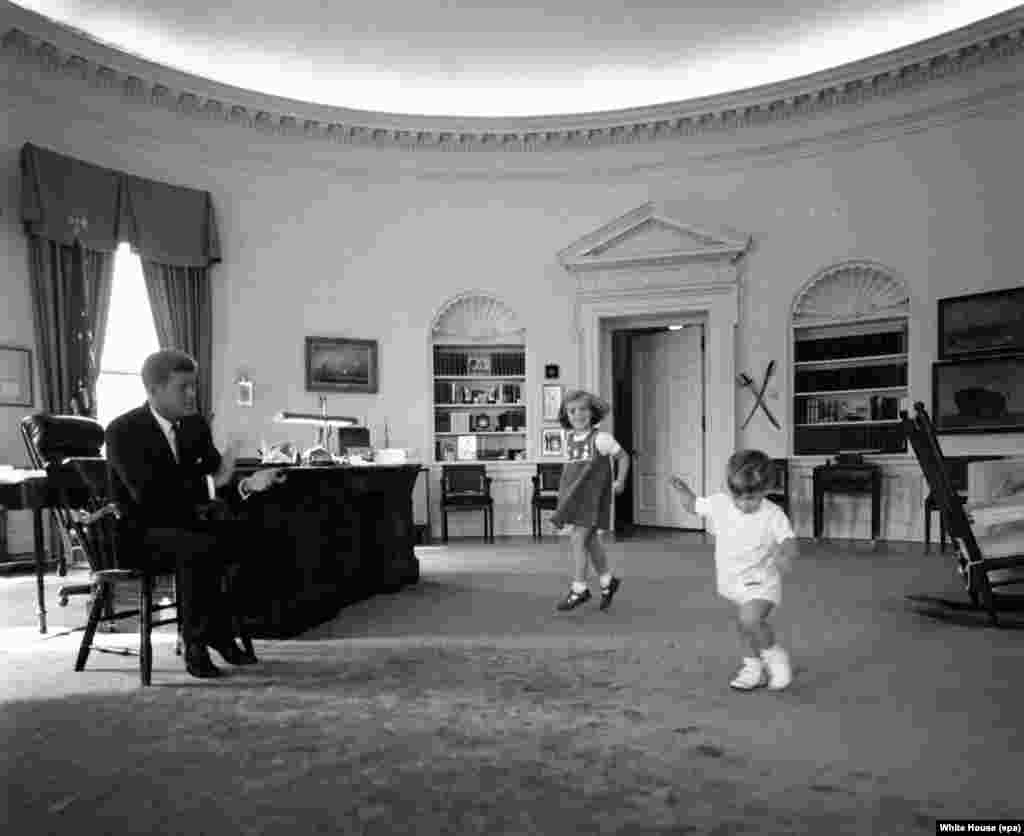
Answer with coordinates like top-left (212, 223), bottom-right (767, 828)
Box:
top-left (900, 402), bottom-right (1024, 626)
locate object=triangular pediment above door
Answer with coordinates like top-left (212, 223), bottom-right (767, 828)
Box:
top-left (558, 202), bottom-right (750, 271)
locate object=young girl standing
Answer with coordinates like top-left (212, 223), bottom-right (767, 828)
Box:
top-left (549, 389), bottom-right (630, 612)
top-left (669, 450), bottom-right (798, 690)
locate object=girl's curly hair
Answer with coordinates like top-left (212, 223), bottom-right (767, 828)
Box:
top-left (558, 389), bottom-right (610, 430)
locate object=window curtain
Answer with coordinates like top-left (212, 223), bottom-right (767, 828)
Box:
top-left (141, 262), bottom-right (213, 420)
top-left (26, 238), bottom-right (114, 416)
top-left (20, 143), bottom-right (221, 418)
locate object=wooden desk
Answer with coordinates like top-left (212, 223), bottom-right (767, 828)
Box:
top-left (0, 475), bottom-right (56, 633)
top-left (813, 463), bottom-right (883, 543)
top-left (232, 463), bottom-right (422, 637)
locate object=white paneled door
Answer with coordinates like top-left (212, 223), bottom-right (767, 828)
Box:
top-left (631, 325), bottom-right (705, 529)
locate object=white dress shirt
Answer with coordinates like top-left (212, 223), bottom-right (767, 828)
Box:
top-left (149, 404), bottom-right (178, 463)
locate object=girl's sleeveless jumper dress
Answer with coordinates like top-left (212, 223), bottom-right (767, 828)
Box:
top-left (550, 428), bottom-right (613, 531)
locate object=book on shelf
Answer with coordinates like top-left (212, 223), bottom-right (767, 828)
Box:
top-left (798, 394), bottom-right (903, 424)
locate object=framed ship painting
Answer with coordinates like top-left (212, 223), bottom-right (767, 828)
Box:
top-left (938, 287), bottom-right (1024, 360)
top-left (305, 337), bottom-right (379, 394)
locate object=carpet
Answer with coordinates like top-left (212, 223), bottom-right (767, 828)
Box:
top-left (2, 638), bottom-right (997, 836)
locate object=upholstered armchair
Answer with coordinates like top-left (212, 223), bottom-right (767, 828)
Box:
top-left (967, 457), bottom-right (1024, 509)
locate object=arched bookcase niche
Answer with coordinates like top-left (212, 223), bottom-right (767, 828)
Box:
top-left (790, 261), bottom-right (911, 456)
top-left (429, 291), bottom-right (528, 463)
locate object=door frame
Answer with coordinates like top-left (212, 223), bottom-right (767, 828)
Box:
top-left (576, 281), bottom-right (740, 535)
top-left (610, 316), bottom-right (707, 532)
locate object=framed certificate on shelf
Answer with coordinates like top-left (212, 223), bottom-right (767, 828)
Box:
top-left (456, 435), bottom-right (478, 460)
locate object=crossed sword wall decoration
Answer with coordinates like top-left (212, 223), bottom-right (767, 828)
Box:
top-left (737, 360), bottom-right (780, 430)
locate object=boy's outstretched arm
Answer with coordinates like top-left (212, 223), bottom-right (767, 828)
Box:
top-left (667, 473), bottom-right (696, 514)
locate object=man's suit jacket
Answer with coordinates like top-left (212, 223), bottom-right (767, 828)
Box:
top-left (105, 403), bottom-right (223, 532)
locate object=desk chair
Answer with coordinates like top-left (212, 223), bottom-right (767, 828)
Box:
top-left (21, 413), bottom-right (250, 685)
top-left (531, 463), bottom-right (563, 539)
top-left (767, 458), bottom-right (790, 517)
top-left (440, 465), bottom-right (493, 543)
top-left (901, 403), bottom-right (1024, 627)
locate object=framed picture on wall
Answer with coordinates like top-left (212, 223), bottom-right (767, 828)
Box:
top-left (541, 427), bottom-right (565, 457)
top-left (542, 384), bottom-right (563, 422)
top-left (0, 346), bottom-right (33, 407)
top-left (938, 287), bottom-right (1024, 360)
top-left (932, 355), bottom-right (1024, 434)
top-left (305, 336), bottom-right (379, 394)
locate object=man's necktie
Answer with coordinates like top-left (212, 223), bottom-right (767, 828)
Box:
top-left (168, 424), bottom-right (179, 463)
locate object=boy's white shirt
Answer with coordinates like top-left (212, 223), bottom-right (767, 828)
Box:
top-left (693, 493), bottom-right (795, 591)
top-left (568, 429), bottom-right (622, 457)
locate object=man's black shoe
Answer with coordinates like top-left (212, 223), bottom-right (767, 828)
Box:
top-left (210, 640), bottom-right (258, 666)
top-left (185, 644), bottom-right (222, 678)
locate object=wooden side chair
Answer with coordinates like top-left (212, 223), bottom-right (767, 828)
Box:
top-left (900, 402), bottom-right (1024, 626)
top-left (440, 464), bottom-right (494, 543)
top-left (531, 463), bottom-right (563, 540)
top-left (766, 458), bottom-right (790, 517)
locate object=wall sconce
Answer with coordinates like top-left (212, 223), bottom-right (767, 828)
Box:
top-left (236, 373), bottom-right (254, 407)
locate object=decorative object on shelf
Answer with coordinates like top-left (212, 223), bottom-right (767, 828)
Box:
top-left (497, 411), bottom-right (524, 431)
top-left (305, 336), bottom-right (379, 394)
top-left (938, 287), bottom-right (1024, 360)
top-left (545, 364), bottom-right (560, 380)
top-left (457, 435), bottom-right (478, 461)
top-left (737, 361), bottom-right (780, 430)
top-left (472, 413), bottom-right (492, 431)
top-left (235, 373), bottom-right (254, 407)
top-left (541, 427), bottom-right (565, 457)
top-left (467, 354), bottom-right (492, 376)
top-left (932, 355), bottom-right (1024, 434)
top-left (542, 384), bottom-right (563, 422)
top-left (0, 346), bottom-right (33, 407)
top-left (438, 438), bottom-right (457, 462)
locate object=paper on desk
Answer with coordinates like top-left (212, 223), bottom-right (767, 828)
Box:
top-left (0, 468), bottom-right (47, 484)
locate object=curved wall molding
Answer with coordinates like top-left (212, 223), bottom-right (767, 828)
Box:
top-left (3, 6), bottom-right (1024, 153)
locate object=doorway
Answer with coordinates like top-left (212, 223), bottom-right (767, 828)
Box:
top-left (611, 321), bottom-right (706, 535)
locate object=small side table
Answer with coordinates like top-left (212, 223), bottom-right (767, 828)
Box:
top-left (813, 462), bottom-right (882, 543)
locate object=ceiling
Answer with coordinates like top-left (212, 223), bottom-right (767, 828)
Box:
top-left (9, 1), bottom-right (1022, 117)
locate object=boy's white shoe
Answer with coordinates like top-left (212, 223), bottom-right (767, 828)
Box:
top-left (729, 657), bottom-right (766, 690)
top-left (761, 645), bottom-right (792, 690)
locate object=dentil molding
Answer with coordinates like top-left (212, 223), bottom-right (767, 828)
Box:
top-left (3, 6), bottom-right (1024, 153)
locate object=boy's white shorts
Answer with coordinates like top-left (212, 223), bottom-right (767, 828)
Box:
top-left (719, 568), bottom-right (781, 606)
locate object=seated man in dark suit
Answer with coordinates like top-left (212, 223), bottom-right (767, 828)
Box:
top-left (105, 349), bottom-right (285, 678)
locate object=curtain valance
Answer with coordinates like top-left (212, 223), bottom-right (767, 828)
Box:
top-left (20, 143), bottom-right (221, 268)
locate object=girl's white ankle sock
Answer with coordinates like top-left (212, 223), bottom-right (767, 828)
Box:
top-left (599, 572), bottom-right (613, 588)
top-left (571, 581), bottom-right (588, 594)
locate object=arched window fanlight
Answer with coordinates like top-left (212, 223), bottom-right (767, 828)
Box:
top-left (431, 291), bottom-right (525, 342)
top-left (792, 260), bottom-right (909, 325)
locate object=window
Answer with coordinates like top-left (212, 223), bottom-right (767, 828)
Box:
top-left (95, 243), bottom-right (160, 428)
